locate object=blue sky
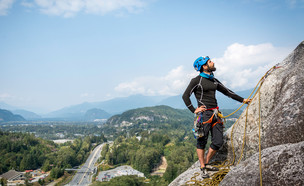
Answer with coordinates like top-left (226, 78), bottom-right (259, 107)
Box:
top-left (0, 0), bottom-right (303, 113)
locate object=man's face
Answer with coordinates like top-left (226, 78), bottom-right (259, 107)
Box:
top-left (207, 60), bottom-right (215, 68)
top-left (204, 60), bottom-right (216, 72)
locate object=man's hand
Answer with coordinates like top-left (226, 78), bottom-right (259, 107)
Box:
top-left (243, 98), bottom-right (252, 104)
top-left (194, 106), bottom-right (207, 114)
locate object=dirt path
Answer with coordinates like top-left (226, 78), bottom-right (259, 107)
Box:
top-left (151, 156), bottom-right (168, 176)
top-left (159, 156), bottom-right (167, 170)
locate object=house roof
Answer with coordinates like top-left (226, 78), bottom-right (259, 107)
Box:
top-left (0, 170), bottom-right (23, 180)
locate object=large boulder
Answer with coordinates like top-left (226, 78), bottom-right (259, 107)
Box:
top-left (222, 41), bottom-right (304, 163)
top-left (169, 41), bottom-right (304, 186)
top-left (220, 141), bottom-right (304, 186)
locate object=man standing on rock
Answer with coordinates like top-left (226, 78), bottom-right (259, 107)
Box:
top-left (182, 56), bottom-right (251, 178)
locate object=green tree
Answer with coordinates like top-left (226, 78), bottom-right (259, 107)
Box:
top-left (20, 154), bottom-right (36, 171)
top-left (163, 164), bottom-right (178, 182)
top-left (38, 178), bottom-right (45, 185)
top-left (0, 178), bottom-right (7, 186)
top-left (50, 167), bottom-right (64, 179)
top-left (42, 160), bottom-right (50, 172)
top-left (56, 146), bottom-right (76, 167)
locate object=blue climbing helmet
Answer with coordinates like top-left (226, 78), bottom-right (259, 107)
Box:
top-left (193, 56), bottom-right (210, 71)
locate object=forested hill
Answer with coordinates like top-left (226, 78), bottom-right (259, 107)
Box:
top-left (0, 130), bottom-right (106, 176)
top-left (104, 105), bottom-right (241, 134)
top-left (107, 105), bottom-right (193, 125)
top-left (98, 105), bottom-right (198, 185)
top-left (0, 109), bottom-right (25, 122)
top-left (0, 130), bottom-right (56, 174)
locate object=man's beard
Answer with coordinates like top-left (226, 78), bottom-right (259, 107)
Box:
top-left (207, 64), bottom-right (216, 72)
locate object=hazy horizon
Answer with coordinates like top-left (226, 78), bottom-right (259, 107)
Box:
top-left (0, 88), bottom-right (253, 115)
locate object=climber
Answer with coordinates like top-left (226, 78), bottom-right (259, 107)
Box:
top-left (182, 56), bottom-right (251, 178)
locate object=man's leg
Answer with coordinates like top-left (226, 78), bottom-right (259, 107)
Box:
top-left (204, 147), bottom-right (219, 171)
top-left (205, 147), bottom-right (216, 164)
top-left (197, 148), bottom-right (205, 167)
top-left (196, 111), bottom-right (213, 178)
top-left (204, 122), bottom-right (223, 171)
top-left (197, 135), bottom-right (210, 178)
top-left (196, 130), bottom-right (209, 168)
top-left (197, 148), bottom-right (210, 178)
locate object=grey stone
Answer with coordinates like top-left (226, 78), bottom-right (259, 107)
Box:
top-left (168, 161), bottom-right (202, 186)
top-left (220, 141), bottom-right (304, 186)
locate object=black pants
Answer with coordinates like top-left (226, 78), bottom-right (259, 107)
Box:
top-left (196, 110), bottom-right (224, 150)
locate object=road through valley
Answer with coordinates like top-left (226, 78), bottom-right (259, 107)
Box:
top-left (66, 143), bottom-right (104, 186)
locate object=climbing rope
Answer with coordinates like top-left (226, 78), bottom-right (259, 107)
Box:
top-left (185, 65), bottom-right (281, 186)
top-left (258, 85), bottom-right (263, 186)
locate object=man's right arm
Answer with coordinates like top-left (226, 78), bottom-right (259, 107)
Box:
top-left (182, 78), bottom-right (197, 113)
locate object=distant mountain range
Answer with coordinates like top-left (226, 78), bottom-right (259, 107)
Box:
top-left (0, 101), bottom-right (19, 111)
top-left (0, 109), bottom-right (25, 122)
top-left (13, 109), bottom-right (41, 120)
top-left (84, 108), bottom-right (112, 121)
top-left (45, 94), bottom-right (167, 118)
top-left (0, 89), bottom-right (253, 121)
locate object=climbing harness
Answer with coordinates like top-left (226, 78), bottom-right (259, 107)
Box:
top-left (193, 113), bottom-right (204, 138)
top-left (192, 107), bottom-right (223, 139)
top-left (186, 65), bottom-right (281, 186)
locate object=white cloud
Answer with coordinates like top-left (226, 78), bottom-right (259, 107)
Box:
top-left (34, 0), bottom-right (84, 17)
top-left (214, 43), bottom-right (291, 90)
top-left (84, 0), bottom-right (146, 15)
top-left (0, 0), bottom-right (15, 16)
top-left (31, 0), bottom-right (146, 17)
top-left (286, 0), bottom-right (304, 8)
top-left (80, 92), bottom-right (89, 97)
top-left (80, 92), bottom-right (95, 98)
top-left (0, 93), bottom-right (13, 99)
top-left (21, 0), bottom-right (34, 8)
top-left (114, 42), bottom-right (292, 97)
top-left (114, 66), bottom-right (195, 97)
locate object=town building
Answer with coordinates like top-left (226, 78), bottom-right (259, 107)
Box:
top-left (0, 170), bottom-right (25, 186)
top-left (97, 165), bottom-right (145, 182)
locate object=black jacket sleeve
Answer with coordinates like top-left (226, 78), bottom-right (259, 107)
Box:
top-left (182, 78), bottom-right (197, 113)
top-left (215, 78), bottom-right (244, 103)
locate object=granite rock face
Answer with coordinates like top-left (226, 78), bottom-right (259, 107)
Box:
top-left (168, 161), bottom-right (202, 186)
top-left (222, 41), bottom-right (304, 163)
top-left (169, 41), bottom-right (304, 186)
top-left (220, 142), bottom-right (304, 186)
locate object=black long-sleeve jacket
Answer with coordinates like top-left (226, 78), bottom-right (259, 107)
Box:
top-left (182, 75), bottom-right (244, 113)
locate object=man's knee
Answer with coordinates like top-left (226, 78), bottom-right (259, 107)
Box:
top-left (196, 143), bottom-right (206, 149)
top-left (197, 137), bottom-right (207, 149)
top-left (211, 123), bottom-right (223, 150)
top-left (210, 139), bottom-right (223, 150)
